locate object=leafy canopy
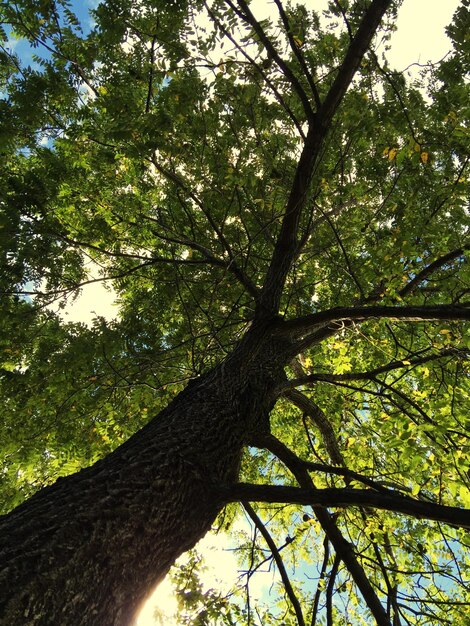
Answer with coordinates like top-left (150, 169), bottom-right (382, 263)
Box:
top-left (1, 0), bottom-right (469, 624)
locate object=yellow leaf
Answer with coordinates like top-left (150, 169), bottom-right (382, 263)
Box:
top-left (459, 485), bottom-right (470, 507)
top-left (293, 35), bottom-right (303, 48)
top-left (420, 151), bottom-right (429, 164)
top-left (439, 329), bottom-right (451, 334)
top-left (402, 360), bottom-right (411, 365)
top-left (331, 341), bottom-right (344, 349)
top-left (388, 147), bottom-right (398, 161)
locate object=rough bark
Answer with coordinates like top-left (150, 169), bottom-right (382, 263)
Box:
top-left (0, 323), bottom-right (287, 626)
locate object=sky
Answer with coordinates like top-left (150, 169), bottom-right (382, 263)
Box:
top-left (6, 0), bottom-right (462, 624)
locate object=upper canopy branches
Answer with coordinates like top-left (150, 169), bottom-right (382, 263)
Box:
top-left (2, 0), bottom-right (467, 334)
top-left (257, 0), bottom-right (396, 315)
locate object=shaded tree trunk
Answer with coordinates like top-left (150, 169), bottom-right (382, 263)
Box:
top-left (0, 322), bottom-right (287, 625)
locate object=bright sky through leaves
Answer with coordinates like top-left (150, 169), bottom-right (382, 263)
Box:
top-left (53, 0), bottom-right (460, 329)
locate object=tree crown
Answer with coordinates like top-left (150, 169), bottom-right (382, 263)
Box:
top-left (1, 0), bottom-right (469, 624)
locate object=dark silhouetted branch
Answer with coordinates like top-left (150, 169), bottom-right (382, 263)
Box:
top-left (272, 0), bottom-right (321, 109)
top-left (279, 304), bottom-right (470, 337)
top-left (243, 502), bottom-right (306, 626)
top-left (249, 434), bottom-right (391, 626)
top-left (399, 245), bottom-right (469, 297)
top-left (282, 347), bottom-right (467, 389)
top-left (229, 0), bottom-right (316, 122)
top-left (259, 0), bottom-right (394, 315)
top-left (221, 484), bottom-right (470, 529)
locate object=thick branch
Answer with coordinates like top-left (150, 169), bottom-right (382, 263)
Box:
top-left (222, 484), bottom-right (470, 530)
top-left (283, 348), bottom-right (467, 389)
top-left (205, 2), bottom-right (305, 138)
top-left (285, 389), bottom-right (344, 466)
top-left (279, 304), bottom-right (470, 337)
top-left (259, 0), bottom-right (393, 315)
top-left (318, 0), bottom-right (393, 128)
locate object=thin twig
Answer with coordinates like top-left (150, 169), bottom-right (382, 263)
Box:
top-left (243, 502), bottom-right (306, 626)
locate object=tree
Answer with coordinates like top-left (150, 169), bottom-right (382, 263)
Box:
top-left (0, 0), bottom-right (469, 624)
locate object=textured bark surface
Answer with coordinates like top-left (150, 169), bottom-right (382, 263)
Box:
top-left (0, 323), bottom-right (287, 626)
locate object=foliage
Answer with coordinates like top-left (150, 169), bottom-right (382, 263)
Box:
top-left (1, 0), bottom-right (469, 624)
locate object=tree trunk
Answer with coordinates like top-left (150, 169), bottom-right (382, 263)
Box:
top-left (0, 323), bottom-right (286, 626)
